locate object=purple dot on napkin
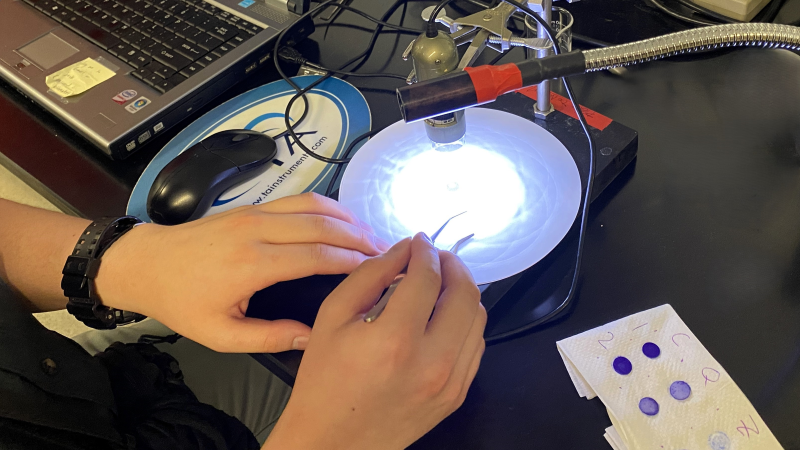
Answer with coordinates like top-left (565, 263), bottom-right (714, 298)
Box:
top-left (670, 381), bottom-right (692, 400)
top-left (642, 342), bottom-right (661, 358)
top-left (639, 397), bottom-right (659, 416)
top-left (613, 356), bottom-right (632, 375)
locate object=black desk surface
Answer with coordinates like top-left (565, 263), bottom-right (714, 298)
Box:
top-left (3, 0), bottom-right (800, 448)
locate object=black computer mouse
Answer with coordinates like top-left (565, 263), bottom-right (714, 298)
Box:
top-left (147, 129), bottom-right (277, 225)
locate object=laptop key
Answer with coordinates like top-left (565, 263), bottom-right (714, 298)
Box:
top-left (168, 73), bottom-right (185, 85)
top-left (108, 42), bottom-right (132, 58)
top-left (62, 0), bottom-right (84, 11)
top-left (227, 33), bottom-right (250, 47)
top-left (166, 37), bottom-right (205, 59)
top-left (128, 53), bottom-right (152, 68)
top-left (111, 4), bottom-right (132, 19)
top-left (53, 8), bottom-right (73, 21)
top-left (194, 51), bottom-right (217, 67)
top-left (41, 3), bottom-right (60, 17)
top-left (146, 59), bottom-right (174, 78)
top-left (128, 0), bottom-right (147, 13)
top-left (179, 62), bottom-right (201, 78)
top-left (63, 15), bottom-right (120, 49)
top-left (136, 37), bottom-right (157, 52)
top-left (73, 2), bottom-right (93, 14)
top-left (194, 33), bottom-right (222, 51)
top-left (208, 22), bottom-right (237, 41)
top-left (144, 72), bottom-right (162, 86)
top-left (125, 10), bottom-right (143, 25)
top-left (96, 0), bottom-right (114, 12)
top-left (151, 44), bottom-right (191, 71)
top-left (93, 12), bottom-right (115, 27)
top-left (103, 18), bottom-right (124, 32)
top-left (151, 27), bottom-right (172, 42)
top-left (131, 67), bottom-right (152, 80)
top-left (151, 11), bottom-right (176, 27)
top-left (211, 42), bottom-right (231, 57)
top-left (236, 20), bottom-right (261, 35)
top-left (173, 21), bottom-right (194, 37)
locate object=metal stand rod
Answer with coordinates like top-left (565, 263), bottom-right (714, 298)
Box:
top-left (535, 0), bottom-right (553, 115)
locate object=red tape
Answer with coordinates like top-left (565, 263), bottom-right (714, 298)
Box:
top-left (516, 85), bottom-right (613, 131)
top-left (465, 64), bottom-right (523, 104)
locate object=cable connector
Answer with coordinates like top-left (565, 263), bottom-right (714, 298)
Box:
top-left (277, 46), bottom-right (308, 65)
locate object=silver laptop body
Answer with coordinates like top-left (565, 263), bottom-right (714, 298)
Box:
top-left (0, 0), bottom-right (303, 158)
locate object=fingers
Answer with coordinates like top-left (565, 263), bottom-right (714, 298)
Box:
top-left (260, 243), bottom-right (373, 283)
top-left (449, 304), bottom-right (487, 408)
top-left (316, 238), bottom-right (412, 326)
top-left (207, 316), bottom-right (312, 353)
top-left (256, 193), bottom-right (364, 229)
top-left (381, 233), bottom-right (442, 334)
top-left (257, 214), bottom-right (390, 255)
top-left (425, 251), bottom-right (481, 354)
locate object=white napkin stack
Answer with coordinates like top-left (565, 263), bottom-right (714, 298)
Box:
top-left (557, 305), bottom-right (783, 450)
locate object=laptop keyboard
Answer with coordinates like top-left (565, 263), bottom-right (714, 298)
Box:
top-left (23, 0), bottom-right (262, 93)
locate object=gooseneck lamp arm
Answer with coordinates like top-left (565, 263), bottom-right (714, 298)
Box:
top-left (397, 23), bottom-right (800, 123)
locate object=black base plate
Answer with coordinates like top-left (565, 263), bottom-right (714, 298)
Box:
top-left (246, 91), bottom-right (638, 382)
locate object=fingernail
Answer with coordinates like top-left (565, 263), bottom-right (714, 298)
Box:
top-left (292, 336), bottom-right (309, 350)
top-left (376, 237), bottom-right (392, 252)
top-left (420, 232), bottom-right (432, 243)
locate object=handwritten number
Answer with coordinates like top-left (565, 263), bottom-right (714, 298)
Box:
top-left (702, 367), bottom-right (721, 386)
top-left (737, 415), bottom-right (760, 438)
top-left (598, 332), bottom-right (614, 350)
top-left (672, 333), bottom-right (691, 347)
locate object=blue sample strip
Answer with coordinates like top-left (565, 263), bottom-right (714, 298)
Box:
top-left (238, 0), bottom-right (254, 7)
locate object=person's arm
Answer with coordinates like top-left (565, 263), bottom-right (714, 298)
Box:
top-left (263, 234), bottom-right (487, 450)
top-left (0, 193), bottom-right (389, 352)
top-left (0, 199), bottom-right (90, 312)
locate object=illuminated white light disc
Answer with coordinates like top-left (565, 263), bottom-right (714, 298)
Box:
top-left (339, 108), bottom-right (581, 285)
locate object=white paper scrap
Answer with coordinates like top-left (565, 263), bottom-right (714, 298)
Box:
top-left (556, 304), bottom-right (783, 450)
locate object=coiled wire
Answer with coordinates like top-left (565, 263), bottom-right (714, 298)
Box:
top-left (583, 23), bottom-right (800, 71)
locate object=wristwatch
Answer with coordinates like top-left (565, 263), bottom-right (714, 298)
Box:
top-left (61, 216), bottom-right (147, 329)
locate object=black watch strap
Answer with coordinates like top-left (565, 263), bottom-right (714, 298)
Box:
top-left (62, 216), bottom-right (146, 329)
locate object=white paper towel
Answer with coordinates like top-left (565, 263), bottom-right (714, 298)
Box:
top-left (557, 304), bottom-right (783, 450)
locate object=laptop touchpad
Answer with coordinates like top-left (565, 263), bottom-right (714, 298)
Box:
top-left (18, 33), bottom-right (79, 70)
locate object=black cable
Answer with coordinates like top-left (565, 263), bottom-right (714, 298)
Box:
top-left (274, 0), bottom-right (417, 164)
top-left (427, 0), bottom-right (458, 37)
top-left (324, 129), bottom-right (384, 198)
top-left (674, 0), bottom-right (740, 23)
top-left (485, 0), bottom-right (596, 344)
top-left (277, 49), bottom-right (408, 80)
top-left (648, 0), bottom-right (718, 25)
top-left (305, 62), bottom-right (409, 80)
top-left (322, 22), bottom-right (421, 35)
top-left (315, 3), bottom-right (421, 32)
top-left (572, 33), bottom-right (610, 48)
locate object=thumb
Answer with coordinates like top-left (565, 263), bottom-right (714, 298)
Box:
top-left (214, 316), bottom-right (312, 353)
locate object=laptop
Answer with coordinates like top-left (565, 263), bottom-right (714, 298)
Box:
top-left (0, 0), bottom-right (312, 159)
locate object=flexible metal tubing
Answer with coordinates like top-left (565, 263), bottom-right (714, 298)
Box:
top-left (583, 23), bottom-right (800, 71)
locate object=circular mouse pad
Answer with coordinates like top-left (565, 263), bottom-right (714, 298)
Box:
top-left (338, 108), bottom-right (581, 285)
top-left (127, 76), bottom-right (371, 221)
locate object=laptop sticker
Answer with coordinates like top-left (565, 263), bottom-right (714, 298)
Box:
top-left (125, 97), bottom-right (151, 113)
top-left (112, 89), bottom-right (137, 104)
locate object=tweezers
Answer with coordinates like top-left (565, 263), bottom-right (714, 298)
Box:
top-left (364, 213), bottom-right (472, 323)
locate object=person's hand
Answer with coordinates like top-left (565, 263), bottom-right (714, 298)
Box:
top-left (93, 193), bottom-right (390, 353)
top-left (264, 234), bottom-right (486, 450)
